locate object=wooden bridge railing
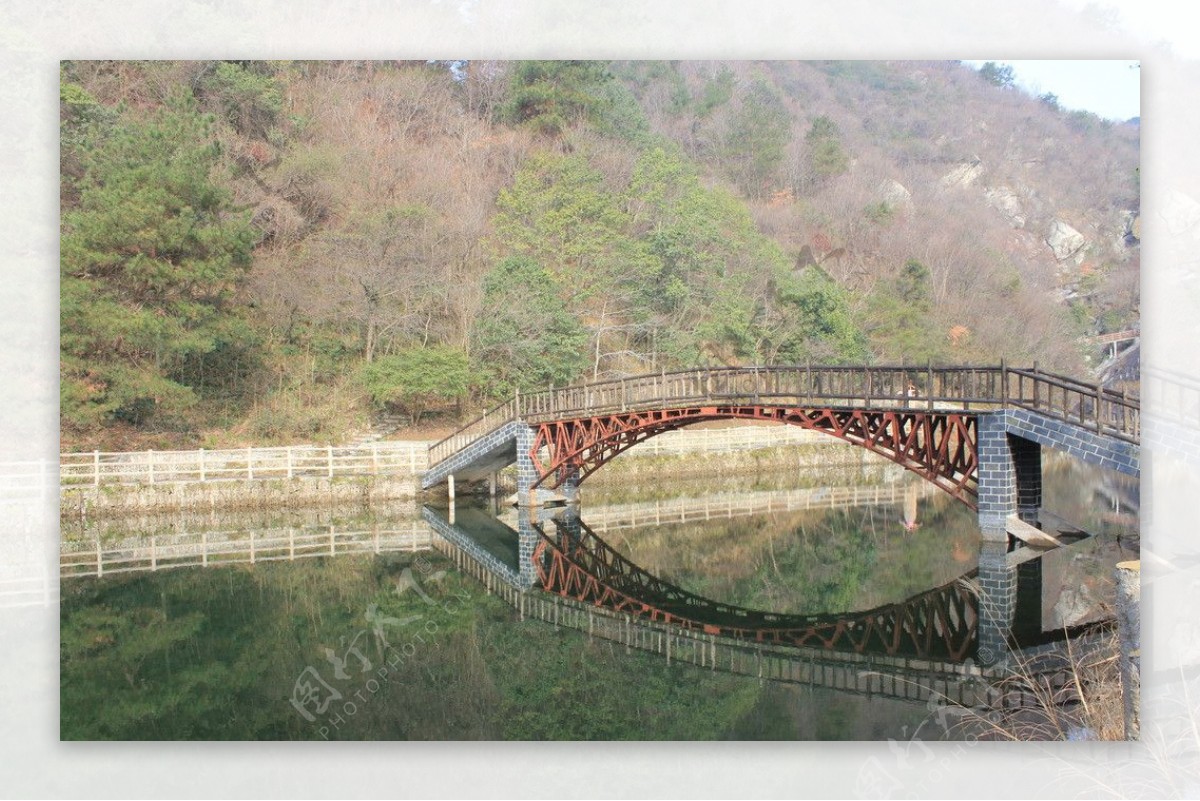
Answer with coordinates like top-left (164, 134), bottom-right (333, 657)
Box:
top-left (429, 364), bottom-right (1140, 468)
top-left (1005, 367), bottom-right (1139, 441)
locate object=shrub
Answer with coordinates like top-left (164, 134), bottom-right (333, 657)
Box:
top-left (360, 345), bottom-right (471, 424)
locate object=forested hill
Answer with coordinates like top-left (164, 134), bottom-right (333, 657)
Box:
top-left (59, 60), bottom-right (1140, 451)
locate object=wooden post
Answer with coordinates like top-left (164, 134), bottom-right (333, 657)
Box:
top-left (286, 447), bottom-right (294, 480)
top-left (448, 473), bottom-right (455, 501)
top-left (148, 450), bottom-right (155, 485)
top-left (999, 357), bottom-right (1007, 407)
top-left (926, 361), bottom-right (934, 410)
top-left (1030, 360), bottom-right (1041, 409)
top-left (199, 448), bottom-right (206, 482)
top-left (1116, 560), bottom-right (1140, 741)
top-left (327, 445), bottom-right (334, 479)
top-left (371, 443), bottom-right (378, 474)
top-left (93, 450), bottom-right (100, 487)
top-left (247, 447), bottom-right (254, 481)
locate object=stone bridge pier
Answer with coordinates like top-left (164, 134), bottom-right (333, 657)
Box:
top-left (977, 408), bottom-right (1138, 542)
top-left (517, 504), bottom-right (538, 590)
top-left (975, 540), bottom-right (1017, 665)
top-left (515, 424), bottom-right (579, 506)
top-left (977, 413), bottom-right (1042, 542)
top-left (973, 407), bottom-right (1138, 663)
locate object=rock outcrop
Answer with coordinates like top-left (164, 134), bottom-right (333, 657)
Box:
top-left (939, 159), bottom-right (983, 188)
top-left (878, 178), bottom-right (912, 208)
top-left (1046, 218), bottom-right (1087, 262)
top-left (985, 185), bottom-right (1027, 228)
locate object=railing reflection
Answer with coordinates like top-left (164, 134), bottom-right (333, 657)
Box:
top-left (61, 522), bottom-right (433, 578)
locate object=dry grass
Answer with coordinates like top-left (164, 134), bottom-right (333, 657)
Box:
top-left (942, 627), bottom-right (1127, 742)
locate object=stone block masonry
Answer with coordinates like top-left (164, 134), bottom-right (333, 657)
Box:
top-left (999, 407), bottom-right (1139, 477)
top-left (976, 540), bottom-right (1017, 666)
top-left (977, 413), bottom-right (1021, 539)
top-left (977, 408), bottom-right (1139, 540)
top-left (63, 474), bottom-right (419, 518)
top-left (515, 423), bottom-right (537, 505)
top-left (420, 420), bottom-right (528, 491)
top-left (422, 421), bottom-right (563, 507)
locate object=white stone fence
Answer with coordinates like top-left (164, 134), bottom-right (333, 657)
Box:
top-left (59, 442), bottom-right (428, 488)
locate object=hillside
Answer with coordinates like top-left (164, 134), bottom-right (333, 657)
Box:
top-left (59, 60), bottom-right (1139, 450)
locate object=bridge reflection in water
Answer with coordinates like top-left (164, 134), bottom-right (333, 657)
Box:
top-left (421, 500), bottom-right (1102, 710)
top-left (534, 512), bottom-right (978, 662)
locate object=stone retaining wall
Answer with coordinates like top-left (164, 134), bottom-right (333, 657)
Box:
top-left (62, 474), bottom-right (420, 519)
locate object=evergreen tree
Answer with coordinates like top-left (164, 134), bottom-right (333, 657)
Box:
top-left (721, 77), bottom-right (792, 197)
top-left (862, 259), bottom-right (943, 363)
top-left (471, 256), bottom-right (590, 395)
top-left (61, 92), bottom-right (257, 431)
top-left (804, 115), bottom-right (849, 184)
top-left (978, 61), bottom-right (1016, 88)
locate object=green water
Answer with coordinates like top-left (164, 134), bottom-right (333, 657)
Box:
top-left (59, 452), bottom-right (1135, 741)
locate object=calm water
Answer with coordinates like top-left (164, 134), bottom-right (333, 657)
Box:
top-left (59, 448), bottom-right (1136, 740)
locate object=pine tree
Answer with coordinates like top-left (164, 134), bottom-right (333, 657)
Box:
top-left (61, 92), bottom-right (257, 431)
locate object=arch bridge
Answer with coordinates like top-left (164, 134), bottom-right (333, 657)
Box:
top-left (423, 364), bottom-right (1140, 542)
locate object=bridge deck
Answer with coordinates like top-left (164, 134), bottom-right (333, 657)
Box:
top-left (425, 364), bottom-right (1139, 493)
top-left (421, 419), bottom-right (524, 490)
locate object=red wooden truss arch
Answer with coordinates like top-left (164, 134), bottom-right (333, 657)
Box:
top-left (529, 405), bottom-right (979, 507)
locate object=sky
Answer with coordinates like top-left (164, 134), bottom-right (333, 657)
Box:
top-left (965, 59), bottom-right (1141, 121)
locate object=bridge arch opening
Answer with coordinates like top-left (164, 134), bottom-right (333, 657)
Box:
top-left (528, 405), bottom-right (980, 507)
